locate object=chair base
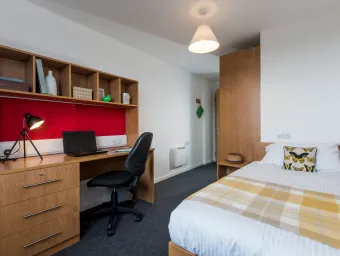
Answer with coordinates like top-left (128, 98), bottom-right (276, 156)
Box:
top-left (85, 188), bottom-right (142, 236)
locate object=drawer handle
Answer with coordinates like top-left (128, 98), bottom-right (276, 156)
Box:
top-left (24, 205), bottom-right (61, 218)
top-left (23, 231), bottom-right (61, 248)
top-left (23, 178), bottom-right (61, 188)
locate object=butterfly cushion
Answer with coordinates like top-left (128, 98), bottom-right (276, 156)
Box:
top-left (283, 146), bottom-right (317, 172)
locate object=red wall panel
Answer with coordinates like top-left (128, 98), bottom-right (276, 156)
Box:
top-left (0, 98), bottom-right (126, 141)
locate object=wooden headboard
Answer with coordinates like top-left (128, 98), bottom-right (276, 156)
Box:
top-left (254, 142), bottom-right (340, 161)
top-left (253, 142), bottom-right (272, 161)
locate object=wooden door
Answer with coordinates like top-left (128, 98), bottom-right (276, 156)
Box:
top-left (218, 47), bottom-right (260, 162)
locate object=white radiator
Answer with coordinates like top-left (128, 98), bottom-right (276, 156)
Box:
top-left (169, 146), bottom-right (188, 170)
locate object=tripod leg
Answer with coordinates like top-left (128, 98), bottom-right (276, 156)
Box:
top-left (24, 132), bottom-right (43, 160)
top-left (3, 132), bottom-right (23, 162)
top-left (23, 136), bottom-right (26, 158)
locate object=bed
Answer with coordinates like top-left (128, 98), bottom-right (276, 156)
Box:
top-left (168, 143), bottom-right (340, 256)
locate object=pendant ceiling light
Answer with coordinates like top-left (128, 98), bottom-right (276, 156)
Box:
top-left (189, 8), bottom-right (219, 54)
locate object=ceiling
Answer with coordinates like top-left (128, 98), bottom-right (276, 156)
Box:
top-left (29, 0), bottom-right (340, 78)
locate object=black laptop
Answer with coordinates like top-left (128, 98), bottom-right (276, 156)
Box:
top-left (62, 131), bottom-right (108, 157)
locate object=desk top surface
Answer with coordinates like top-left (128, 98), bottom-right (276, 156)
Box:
top-left (0, 148), bottom-right (155, 175)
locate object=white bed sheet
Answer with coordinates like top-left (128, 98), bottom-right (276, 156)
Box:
top-left (168, 162), bottom-right (340, 256)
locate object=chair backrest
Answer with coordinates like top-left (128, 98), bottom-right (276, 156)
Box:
top-left (125, 132), bottom-right (153, 177)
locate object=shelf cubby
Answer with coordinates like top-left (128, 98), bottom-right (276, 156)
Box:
top-left (71, 65), bottom-right (98, 101)
top-left (38, 56), bottom-right (71, 97)
top-left (99, 72), bottom-right (120, 103)
top-left (0, 47), bottom-right (35, 92)
top-left (121, 77), bottom-right (138, 105)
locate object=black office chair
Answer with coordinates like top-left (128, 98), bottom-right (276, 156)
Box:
top-left (86, 132), bottom-right (153, 236)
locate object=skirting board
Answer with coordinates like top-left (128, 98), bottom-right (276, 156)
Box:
top-left (205, 160), bottom-right (214, 164)
top-left (155, 162), bottom-right (209, 184)
top-left (155, 160), bottom-right (216, 183)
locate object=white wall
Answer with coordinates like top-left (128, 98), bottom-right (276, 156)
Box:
top-left (0, 0), bottom-right (216, 209)
top-left (261, 7), bottom-right (340, 143)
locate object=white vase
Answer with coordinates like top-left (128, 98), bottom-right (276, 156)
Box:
top-left (45, 70), bottom-right (57, 95)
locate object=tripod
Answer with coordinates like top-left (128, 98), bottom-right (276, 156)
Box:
top-left (2, 127), bottom-right (43, 163)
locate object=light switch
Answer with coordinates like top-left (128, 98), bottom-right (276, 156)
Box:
top-left (277, 133), bottom-right (291, 140)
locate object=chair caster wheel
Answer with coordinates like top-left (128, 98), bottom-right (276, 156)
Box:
top-left (135, 214), bottom-right (142, 222)
top-left (107, 229), bottom-right (114, 236)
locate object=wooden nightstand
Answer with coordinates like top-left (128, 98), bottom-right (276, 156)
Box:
top-left (217, 161), bottom-right (251, 180)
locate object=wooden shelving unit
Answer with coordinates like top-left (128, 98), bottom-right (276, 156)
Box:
top-left (0, 88), bottom-right (137, 108)
top-left (0, 44), bottom-right (140, 147)
top-left (0, 45), bottom-right (138, 109)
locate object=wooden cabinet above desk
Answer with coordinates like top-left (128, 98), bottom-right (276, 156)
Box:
top-left (0, 149), bottom-right (154, 256)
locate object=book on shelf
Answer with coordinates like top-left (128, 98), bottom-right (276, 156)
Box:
top-left (0, 77), bottom-right (24, 83)
top-left (36, 59), bottom-right (47, 94)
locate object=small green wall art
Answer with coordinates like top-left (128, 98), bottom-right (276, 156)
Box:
top-left (196, 104), bottom-right (204, 118)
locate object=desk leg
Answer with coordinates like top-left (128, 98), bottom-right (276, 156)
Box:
top-left (136, 151), bottom-right (154, 204)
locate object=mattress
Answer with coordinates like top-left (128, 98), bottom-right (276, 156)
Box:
top-left (168, 162), bottom-right (340, 256)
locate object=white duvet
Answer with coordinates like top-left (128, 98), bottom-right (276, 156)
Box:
top-left (168, 162), bottom-right (340, 256)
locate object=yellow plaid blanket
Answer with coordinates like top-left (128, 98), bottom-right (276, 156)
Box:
top-left (186, 175), bottom-right (340, 248)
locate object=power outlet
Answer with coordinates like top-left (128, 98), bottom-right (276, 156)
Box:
top-left (112, 139), bottom-right (123, 147)
top-left (277, 133), bottom-right (291, 140)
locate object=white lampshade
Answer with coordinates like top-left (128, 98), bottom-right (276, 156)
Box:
top-left (189, 24), bottom-right (220, 54)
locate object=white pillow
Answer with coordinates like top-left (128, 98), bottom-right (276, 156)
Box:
top-left (261, 144), bottom-right (284, 166)
top-left (261, 143), bottom-right (340, 170)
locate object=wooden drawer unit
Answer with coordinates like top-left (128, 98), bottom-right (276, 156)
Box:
top-left (0, 163), bottom-right (79, 207)
top-left (0, 187), bottom-right (79, 239)
top-left (0, 211), bottom-right (79, 256)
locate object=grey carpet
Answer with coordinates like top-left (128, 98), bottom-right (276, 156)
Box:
top-left (55, 163), bottom-right (216, 256)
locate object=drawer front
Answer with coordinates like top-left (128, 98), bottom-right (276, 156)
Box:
top-left (0, 187), bottom-right (80, 239)
top-left (0, 163), bottom-right (79, 207)
top-left (0, 211), bottom-right (79, 256)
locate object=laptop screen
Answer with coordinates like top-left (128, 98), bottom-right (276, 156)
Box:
top-left (62, 131), bottom-right (98, 153)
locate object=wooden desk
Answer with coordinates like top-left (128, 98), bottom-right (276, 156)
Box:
top-left (0, 148), bottom-right (154, 256)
